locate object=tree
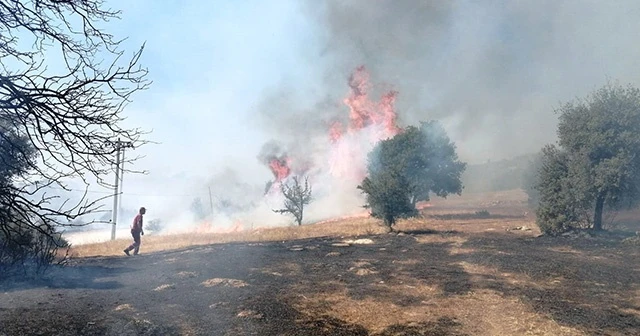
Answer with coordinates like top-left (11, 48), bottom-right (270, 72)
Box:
top-left (359, 121), bottom-right (466, 230)
top-left (190, 197), bottom-right (208, 221)
top-left (533, 82), bottom-right (640, 233)
top-left (0, 126), bottom-right (68, 277)
top-left (532, 145), bottom-right (590, 234)
top-left (0, 1), bottom-right (149, 273)
top-left (522, 151), bottom-right (544, 208)
top-left (358, 169), bottom-right (416, 229)
top-left (273, 176), bottom-right (312, 226)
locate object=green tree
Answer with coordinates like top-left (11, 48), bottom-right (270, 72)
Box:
top-left (534, 82), bottom-right (640, 233)
top-left (533, 145), bottom-right (590, 234)
top-left (358, 121), bottom-right (466, 230)
top-left (358, 169), bottom-right (416, 229)
top-left (273, 176), bottom-right (312, 226)
top-left (522, 152), bottom-right (543, 208)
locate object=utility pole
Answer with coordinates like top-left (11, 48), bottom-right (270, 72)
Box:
top-left (117, 144), bottom-right (127, 230)
top-left (110, 138), bottom-right (133, 241)
top-left (208, 186), bottom-right (214, 218)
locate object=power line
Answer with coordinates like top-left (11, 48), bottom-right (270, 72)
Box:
top-left (44, 187), bottom-right (207, 198)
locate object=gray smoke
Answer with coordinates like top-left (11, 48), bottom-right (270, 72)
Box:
top-left (258, 0), bottom-right (640, 164)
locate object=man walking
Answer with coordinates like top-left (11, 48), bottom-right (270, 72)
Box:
top-left (124, 207), bottom-right (146, 256)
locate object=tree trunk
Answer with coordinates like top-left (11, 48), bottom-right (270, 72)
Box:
top-left (593, 193), bottom-right (606, 231)
top-left (384, 215), bottom-right (394, 233)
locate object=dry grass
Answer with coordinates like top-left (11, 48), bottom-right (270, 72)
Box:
top-left (70, 217), bottom-right (387, 258)
top-left (70, 189), bottom-right (538, 258)
top-left (7, 188), bottom-right (640, 335)
top-left (70, 218), bottom-right (538, 257)
top-left (153, 283), bottom-right (176, 291)
top-left (70, 215), bottom-right (538, 258)
top-left (291, 279), bottom-right (583, 336)
top-left (201, 278), bottom-right (248, 288)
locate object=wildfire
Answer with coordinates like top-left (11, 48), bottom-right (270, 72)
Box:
top-left (261, 65), bottom-right (401, 190)
top-left (268, 156), bottom-right (291, 183)
top-left (328, 65), bottom-right (402, 181)
top-left (338, 65), bottom-right (400, 139)
top-left (196, 220), bottom-right (244, 234)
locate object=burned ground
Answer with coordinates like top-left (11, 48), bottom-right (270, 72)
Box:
top-left (1, 218), bottom-right (640, 335)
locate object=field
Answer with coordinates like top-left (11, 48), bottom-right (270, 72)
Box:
top-left (1, 190), bottom-right (640, 335)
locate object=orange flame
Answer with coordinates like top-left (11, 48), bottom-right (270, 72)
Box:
top-left (261, 65), bottom-right (402, 193)
top-left (268, 156), bottom-right (291, 182)
top-left (328, 65), bottom-right (402, 181)
top-left (195, 220), bottom-right (244, 234)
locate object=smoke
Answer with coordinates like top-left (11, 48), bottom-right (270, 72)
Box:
top-left (227, 0), bottom-right (640, 225)
top-left (63, 0), bottom-right (640, 240)
top-left (292, 0), bottom-right (640, 163)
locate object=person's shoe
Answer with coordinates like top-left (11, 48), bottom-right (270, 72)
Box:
top-left (123, 249), bottom-right (130, 256)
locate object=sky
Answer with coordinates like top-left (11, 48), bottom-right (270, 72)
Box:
top-left (76, 0), bottom-right (328, 231)
top-left (109, 0), bottom-right (320, 179)
top-left (48, 0), bottom-right (640, 238)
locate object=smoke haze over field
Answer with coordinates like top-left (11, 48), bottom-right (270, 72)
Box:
top-left (50, 0), bottom-right (640, 240)
top-left (287, 0), bottom-right (640, 162)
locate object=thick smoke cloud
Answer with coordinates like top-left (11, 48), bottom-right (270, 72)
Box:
top-left (280, 0), bottom-right (640, 163)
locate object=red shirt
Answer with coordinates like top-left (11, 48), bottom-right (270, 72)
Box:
top-left (131, 214), bottom-right (143, 232)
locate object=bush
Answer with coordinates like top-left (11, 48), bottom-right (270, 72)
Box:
top-left (0, 220), bottom-right (69, 279)
top-left (146, 219), bottom-right (164, 233)
top-left (474, 210), bottom-right (490, 218)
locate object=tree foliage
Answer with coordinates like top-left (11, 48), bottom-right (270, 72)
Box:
top-left (532, 145), bottom-right (589, 234)
top-left (520, 150), bottom-right (544, 209)
top-left (273, 176), bottom-right (312, 226)
top-left (0, 0), bottom-right (149, 275)
top-left (358, 121), bottom-right (466, 230)
top-left (533, 82), bottom-right (640, 234)
top-left (190, 197), bottom-right (208, 221)
top-left (0, 126), bottom-right (68, 278)
top-left (358, 169), bottom-right (416, 229)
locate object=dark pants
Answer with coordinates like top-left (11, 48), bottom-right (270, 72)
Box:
top-left (125, 230), bottom-right (141, 255)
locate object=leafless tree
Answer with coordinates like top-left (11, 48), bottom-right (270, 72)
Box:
top-left (273, 176), bottom-right (312, 226)
top-left (0, 0), bottom-right (150, 272)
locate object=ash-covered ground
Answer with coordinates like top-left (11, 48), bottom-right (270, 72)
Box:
top-left (2, 218), bottom-right (640, 336)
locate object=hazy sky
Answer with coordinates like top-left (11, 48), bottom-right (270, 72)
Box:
top-left (61, 0), bottom-right (640, 229)
top-left (110, 0), bottom-right (320, 180)
top-left (89, 0), bottom-right (326, 224)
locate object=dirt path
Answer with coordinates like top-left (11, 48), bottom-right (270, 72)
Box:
top-left (2, 229), bottom-right (640, 335)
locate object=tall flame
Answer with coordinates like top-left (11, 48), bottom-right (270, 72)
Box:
top-left (268, 156), bottom-right (291, 183)
top-left (328, 65), bottom-right (401, 181)
top-left (261, 65), bottom-right (401, 190)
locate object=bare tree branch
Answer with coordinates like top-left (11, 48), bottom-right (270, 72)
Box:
top-left (273, 176), bottom-right (312, 226)
top-left (0, 0), bottom-right (150, 274)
